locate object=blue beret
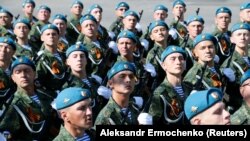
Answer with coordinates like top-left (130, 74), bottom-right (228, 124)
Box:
top-left (123, 10), bottom-right (139, 21)
top-left (215, 7), bottom-right (232, 16)
top-left (71, 0), bottom-right (84, 9)
top-left (231, 22), bottom-right (250, 33)
top-left (186, 15), bottom-right (204, 25)
top-left (88, 4), bottom-right (103, 14)
top-left (240, 3), bottom-right (250, 10)
top-left (240, 69), bottom-right (250, 85)
top-left (55, 87), bottom-right (91, 110)
top-left (161, 45), bottom-right (186, 62)
top-left (11, 56), bottom-right (35, 74)
top-left (117, 30), bottom-right (137, 43)
top-left (80, 14), bottom-right (97, 25)
top-left (184, 88), bottom-right (223, 120)
top-left (0, 37), bottom-right (16, 50)
top-left (40, 24), bottom-right (59, 34)
top-left (13, 18), bottom-right (31, 29)
top-left (38, 5), bottom-right (51, 13)
top-left (148, 20), bottom-right (169, 33)
top-left (22, 0), bottom-right (35, 8)
top-left (66, 43), bottom-right (88, 57)
top-left (173, 0), bottom-right (186, 8)
top-left (193, 33), bottom-right (217, 48)
top-left (115, 2), bottom-right (129, 10)
top-left (0, 8), bottom-right (13, 18)
top-left (52, 14), bottom-right (67, 23)
top-left (154, 5), bottom-right (168, 12)
top-left (108, 62), bottom-right (136, 80)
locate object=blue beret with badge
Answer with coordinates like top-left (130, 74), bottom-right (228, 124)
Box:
top-left (13, 18), bottom-right (31, 29)
top-left (240, 2), bottom-right (250, 10)
top-left (66, 43), bottom-right (88, 57)
top-left (108, 62), bottom-right (136, 80)
top-left (11, 56), bottom-right (35, 74)
top-left (80, 14), bottom-right (97, 25)
top-left (161, 45), bottom-right (186, 62)
top-left (215, 7), bottom-right (232, 16)
top-left (123, 10), bottom-right (139, 21)
top-left (0, 8), bottom-right (13, 18)
top-left (38, 5), bottom-right (51, 13)
top-left (186, 15), bottom-right (204, 25)
top-left (117, 30), bottom-right (137, 43)
top-left (184, 88), bottom-right (223, 120)
top-left (173, 0), bottom-right (186, 8)
top-left (115, 2), bottom-right (129, 10)
top-left (55, 87), bottom-right (91, 110)
top-left (154, 4), bottom-right (168, 12)
top-left (22, 0), bottom-right (35, 8)
top-left (0, 37), bottom-right (16, 50)
top-left (52, 14), bottom-right (67, 23)
top-left (88, 4), bottom-right (103, 14)
top-left (193, 33), bottom-right (217, 48)
top-left (40, 24), bottom-right (59, 34)
top-left (71, 0), bottom-right (84, 9)
top-left (231, 22), bottom-right (250, 33)
top-left (148, 20), bottom-right (169, 33)
top-left (240, 69), bottom-right (250, 85)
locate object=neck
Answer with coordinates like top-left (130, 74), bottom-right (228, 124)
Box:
top-left (64, 124), bottom-right (85, 139)
top-left (217, 27), bottom-right (228, 33)
top-left (85, 35), bottom-right (97, 42)
top-left (16, 37), bottom-right (28, 45)
top-left (72, 70), bottom-right (87, 79)
top-left (175, 15), bottom-right (184, 22)
top-left (155, 40), bottom-right (167, 48)
top-left (235, 46), bottom-right (248, 56)
top-left (19, 86), bottom-right (35, 96)
top-left (112, 91), bottom-right (129, 108)
top-left (25, 13), bottom-right (32, 19)
top-left (45, 45), bottom-right (57, 54)
top-left (121, 54), bottom-right (134, 62)
top-left (0, 61), bottom-right (10, 70)
top-left (166, 73), bottom-right (182, 87)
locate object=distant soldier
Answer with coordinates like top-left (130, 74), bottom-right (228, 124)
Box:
top-left (148, 46), bottom-right (192, 125)
top-left (109, 1), bottom-right (130, 39)
top-left (0, 57), bottom-right (60, 140)
top-left (28, 5), bottom-right (51, 53)
top-left (66, 0), bottom-right (84, 45)
top-left (184, 88), bottom-right (231, 125)
top-left (13, 18), bottom-right (36, 59)
top-left (22, 0), bottom-right (38, 25)
top-left (212, 7), bottom-right (232, 65)
top-left (239, 2), bottom-right (250, 24)
top-left (0, 8), bottom-right (15, 39)
top-left (52, 14), bottom-right (70, 54)
top-left (231, 70), bottom-right (250, 125)
top-left (53, 87), bottom-right (96, 141)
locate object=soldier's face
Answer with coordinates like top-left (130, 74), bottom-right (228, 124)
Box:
top-left (41, 29), bottom-right (59, 46)
top-left (240, 79), bottom-right (250, 101)
top-left (0, 13), bottom-right (12, 27)
top-left (172, 5), bottom-right (186, 17)
top-left (215, 13), bottom-right (231, 31)
top-left (53, 19), bottom-right (67, 36)
top-left (64, 98), bottom-right (93, 129)
top-left (71, 4), bottom-right (83, 16)
top-left (117, 38), bottom-right (135, 57)
top-left (37, 9), bottom-right (50, 22)
top-left (109, 71), bottom-right (136, 95)
top-left (23, 3), bottom-right (34, 14)
top-left (66, 51), bottom-right (87, 72)
top-left (14, 23), bottom-right (30, 38)
top-left (150, 26), bottom-right (168, 42)
top-left (81, 20), bottom-right (97, 38)
top-left (193, 102), bottom-right (230, 125)
top-left (123, 16), bottom-right (137, 30)
top-left (240, 9), bottom-right (250, 23)
top-left (153, 10), bottom-right (168, 21)
top-left (187, 21), bottom-right (204, 39)
top-left (0, 43), bottom-right (15, 63)
top-left (11, 64), bottom-right (35, 89)
top-left (193, 41), bottom-right (216, 63)
top-left (90, 8), bottom-right (102, 23)
top-left (116, 7), bottom-right (128, 17)
top-left (163, 53), bottom-right (185, 76)
top-left (230, 29), bottom-right (250, 48)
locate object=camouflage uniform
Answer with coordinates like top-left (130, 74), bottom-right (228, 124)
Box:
top-left (53, 125), bottom-right (95, 141)
top-left (0, 88), bottom-right (57, 140)
top-left (148, 78), bottom-right (192, 125)
top-left (14, 43), bottom-right (36, 59)
top-left (94, 97), bottom-right (140, 125)
top-left (66, 15), bottom-right (82, 45)
top-left (0, 26), bottom-right (15, 40)
top-left (97, 24), bottom-right (110, 45)
top-left (231, 102), bottom-right (250, 125)
top-left (109, 17), bottom-right (123, 40)
top-left (23, 15), bottom-right (38, 26)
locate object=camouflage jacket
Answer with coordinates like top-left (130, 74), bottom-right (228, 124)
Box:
top-left (14, 43), bottom-right (36, 59)
top-left (231, 101), bottom-right (250, 125)
top-left (66, 15), bottom-right (82, 45)
top-left (148, 78), bottom-right (192, 125)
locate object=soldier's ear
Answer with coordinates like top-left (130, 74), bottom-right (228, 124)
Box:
top-left (107, 80), bottom-right (114, 89)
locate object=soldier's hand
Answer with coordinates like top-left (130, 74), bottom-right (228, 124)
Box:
top-left (91, 74), bottom-right (103, 84)
top-left (137, 113), bottom-right (153, 125)
top-left (214, 55), bottom-right (220, 64)
top-left (108, 31), bottom-right (116, 40)
top-left (223, 68), bottom-right (235, 82)
top-left (135, 23), bottom-right (142, 32)
top-left (143, 63), bottom-right (156, 77)
top-left (140, 39), bottom-right (149, 51)
top-left (133, 96), bottom-right (143, 109)
top-left (108, 41), bottom-right (119, 54)
top-left (97, 86), bottom-right (112, 100)
top-left (169, 28), bottom-right (178, 40)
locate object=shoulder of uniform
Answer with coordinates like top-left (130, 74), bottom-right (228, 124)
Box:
top-left (231, 108), bottom-right (248, 125)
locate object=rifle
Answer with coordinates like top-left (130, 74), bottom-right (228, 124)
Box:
top-left (196, 8), bottom-right (200, 15)
top-left (194, 61), bottom-right (208, 90)
top-left (138, 10), bottom-right (144, 22)
top-left (15, 14), bottom-right (20, 20)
